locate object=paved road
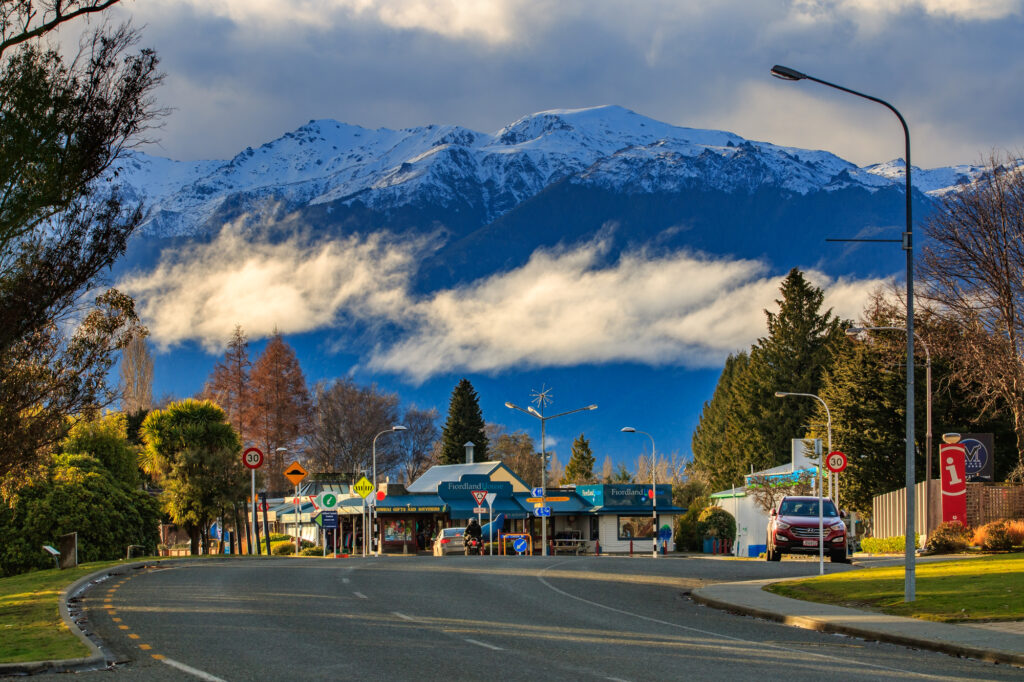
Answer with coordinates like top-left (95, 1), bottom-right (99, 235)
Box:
top-left (39, 555), bottom-right (1022, 681)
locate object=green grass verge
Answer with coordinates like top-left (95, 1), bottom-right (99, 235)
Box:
top-left (767, 553), bottom-right (1024, 622)
top-left (0, 559), bottom-right (140, 664)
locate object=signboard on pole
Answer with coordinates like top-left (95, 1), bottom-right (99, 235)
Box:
top-left (825, 451), bottom-right (847, 473)
top-left (315, 510), bottom-right (338, 529)
top-left (471, 490), bottom-right (487, 505)
top-left (531, 487), bottom-right (544, 498)
top-left (284, 462), bottom-right (308, 486)
top-left (242, 447), bottom-right (264, 469)
top-left (961, 433), bottom-right (994, 482)
top-left (535, 506), bottom-right (551, 517)
top-left (353, 476), bottom-right (374, 498)
top-left (940, 443), bottom-right (967, 524)
top-left (318, 491), bottom-right (338, 509)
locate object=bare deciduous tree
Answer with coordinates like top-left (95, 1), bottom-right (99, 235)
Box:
top-left (119, 332), bottom-right (152, 414)
top-left (487, 423), bottom-right (540, 486)
top-left (920, 153), bottom-right (1024, 480)
top-left (396, 406), bottom-right (439, 485)
top-left (745, 471), bottom-right (816, 513)
top-left (306, 378), bottom-right (399, 480)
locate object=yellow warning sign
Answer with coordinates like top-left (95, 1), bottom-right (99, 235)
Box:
top-left (283, 461), bottom-right (308, 486)
top-left (353, 476), bottom-right (374, 498)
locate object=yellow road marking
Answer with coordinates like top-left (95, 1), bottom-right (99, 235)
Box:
top-left (112, 617), bottom-right (122, 622)
top-left (139, 644), bottom-right (151, 650)
top-left (128, 634), bottom-right (139, 640)
top-left (151, 654), bottom-right (165, 660)
top-left (118, 625), bottom-right (130, 630)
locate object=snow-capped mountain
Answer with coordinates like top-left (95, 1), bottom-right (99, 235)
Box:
top-left (115, 105), bottom-right (980, 241)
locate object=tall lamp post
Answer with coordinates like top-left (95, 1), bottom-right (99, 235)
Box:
top-left (847, 326), bottom-right (932, 539)
top-left (505, 398), bottom-right (597, 556)
top-left (775, 391), bottom-right (831, 575)
top-left (770, 64), bottom-right (916, 601)
top-left (620, 427), bottom-right (659, 558)
top-left (371, 425), bottom-right (406, 556)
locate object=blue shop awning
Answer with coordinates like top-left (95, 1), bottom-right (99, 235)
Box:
top-left (590, 504), bottom-right (688, 515)
top-left (513, 492), bottom-right (592, 515)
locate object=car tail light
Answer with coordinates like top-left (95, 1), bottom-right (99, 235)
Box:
top-left (441, 538), bottom-right (449, 544)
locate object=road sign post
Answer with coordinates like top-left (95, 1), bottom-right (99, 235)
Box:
top-left (243, 448), bottom-right (263, 555)
top-left (353, 476), bottom-right (373, 557)
top-left (284, 462), bottom-right (308, 554)
top-left (485, 492), bottom-right (496, 556)
top-left (826, 451), bottom-right (847, 512)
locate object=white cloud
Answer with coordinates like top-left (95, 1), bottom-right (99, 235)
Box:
top-left (120, 226), bottom-right (889, 379)
top-left (366, 239), bottom-right (891, 381)
top-left (118, 221), bottom-right (422, 351)
top-left (792, 0), bottom-right (1021, 22)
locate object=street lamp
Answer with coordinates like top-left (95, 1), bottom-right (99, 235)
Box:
top-left (771, 64), bottom-right (917, 601)
top-left (774, 391), bottom-right (831, 575)
top-left (371, 426), bottom-right (406, 556)
top-left (505, 399), bottom-right (597, 556)
top-left (620, 427), bottom-right (659, 558)
top-left (847, 326), bottom-right (932, 539)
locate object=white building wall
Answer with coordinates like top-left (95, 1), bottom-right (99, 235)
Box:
top-left (596, 514), bottom-right (677, 554)
top-left (713, 494), bottom-right (769, 558)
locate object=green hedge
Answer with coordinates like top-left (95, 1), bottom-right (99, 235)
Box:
top-left (861, 533), bottom-right (920, 554)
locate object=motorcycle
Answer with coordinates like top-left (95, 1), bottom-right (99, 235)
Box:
top-left (464, 535), bottom-right (483, 555)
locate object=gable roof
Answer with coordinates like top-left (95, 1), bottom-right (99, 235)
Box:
top-left (407, 461), bottom-right (531, 494)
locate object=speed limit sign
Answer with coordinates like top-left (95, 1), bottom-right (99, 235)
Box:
top-left (826, 450), bottom-right (847, 473)
top-left (242, 447), bottom-right (264, 469)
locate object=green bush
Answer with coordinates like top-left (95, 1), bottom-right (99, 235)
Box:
top-left (861, 533), bottom-right (921, 554)
top-left (299, 545), bottom-right (323, 556)
top-left (271, 540), bottom-right (295, 555)
top-left (696, 505), bottom-right (735, 541)
top-left (925, 521), bottom-right (970, 554)
top-left (675, 496), bottom-right (710, 551)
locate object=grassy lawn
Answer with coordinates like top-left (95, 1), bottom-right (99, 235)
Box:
top-left (0, 559), bottom-right (151, 664)
top-left (767, 553), bottom-right (1024, 622)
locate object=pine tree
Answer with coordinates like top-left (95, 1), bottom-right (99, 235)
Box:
top-left (201, 325), bottom-right (252, 446)
top-left (691, 352), bottom-right (750, 491)
top-left (246, 333), bottom-right (311, 493)
top-left (439, 379), bottom-right (489, 464)
top-left (562, 433), bottom-right (596, 484)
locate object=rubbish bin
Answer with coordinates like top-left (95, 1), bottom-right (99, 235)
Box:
top-left (702, 537), bottom-right (713, 553)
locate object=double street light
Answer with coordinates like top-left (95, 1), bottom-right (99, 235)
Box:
top-left (620, 427), bottom-right (659, 558)
top-left (771, 64), bottom-right (917, 601)
top-left (505, 399), bottom-right (597, 556)
top-left (371, 425), bottom-right (407, 556)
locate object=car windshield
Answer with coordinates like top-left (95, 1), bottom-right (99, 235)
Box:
top-left (779, 499), bottom-right (838, 517)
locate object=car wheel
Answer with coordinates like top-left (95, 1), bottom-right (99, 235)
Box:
top-left (765, 540), bottom-right (781, 561)
top-left (830, 547), bottom-right (847, 563)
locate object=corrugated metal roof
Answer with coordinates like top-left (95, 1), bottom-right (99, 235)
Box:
top-left (406, 462), bottom-right (502, 492)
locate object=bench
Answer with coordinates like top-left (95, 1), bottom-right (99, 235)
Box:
top-left (552, 538), bottom-right (586, 555)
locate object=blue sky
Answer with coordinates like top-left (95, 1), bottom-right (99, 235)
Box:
top-left (57, 0), bottom-right (1024, 468)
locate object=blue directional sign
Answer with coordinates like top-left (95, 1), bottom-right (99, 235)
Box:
top-left (315, 510), bottom-right (339, 529)
top-left (531, 487), bottom-right (544, 498)
top-left (513, 537), bottom-right (528, 553)
top-left (535, 506), bottom-right (551, 517)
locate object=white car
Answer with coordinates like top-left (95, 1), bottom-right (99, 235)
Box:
top-left (432, 527), bottom-right (465, 556)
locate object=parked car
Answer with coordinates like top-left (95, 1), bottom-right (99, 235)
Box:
top-left (766, 495), bottom-right (849, 563)
top-left (432, 527), bottom-right (465, 556)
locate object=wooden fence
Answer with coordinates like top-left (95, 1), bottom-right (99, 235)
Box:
top-left (872, 481), bottom-right (1024, 538)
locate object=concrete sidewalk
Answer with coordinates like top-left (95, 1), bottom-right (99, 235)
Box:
top-left (692, 578), bottom-right (1024, 667)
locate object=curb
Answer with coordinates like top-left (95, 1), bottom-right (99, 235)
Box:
top-left (0, 558), bottom-right (191, 677)
top-left (691, 582), bottom-right (1024, 668)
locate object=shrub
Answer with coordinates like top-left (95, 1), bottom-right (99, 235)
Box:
top-left (674, 496), bottom-right (709, 551)
top-left (271, 540), bottom-right (295, 555)
top-left (860, 534), bottom-right (921, 554)
top-left (696, 505), bottom-right (735, 541)
top-left (299, 545), bottom-right (323, 556)
top-left (973, 521), bottom-right (1013, 552)
top-left (925, 521), bottom-right (971, 554)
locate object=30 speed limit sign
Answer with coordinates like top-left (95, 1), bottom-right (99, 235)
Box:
top-left (825, 450), bottom-right (847, 473)
top-left (242, 447), bottom-right (264, 469)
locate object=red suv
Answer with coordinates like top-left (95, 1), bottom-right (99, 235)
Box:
top-left (766, 495), bottom-right (848, 563)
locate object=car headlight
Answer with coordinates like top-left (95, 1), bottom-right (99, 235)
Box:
top-left (828, 521), bottom-right (846, 531)
top-left (774, 521), bottom-right (790, 530)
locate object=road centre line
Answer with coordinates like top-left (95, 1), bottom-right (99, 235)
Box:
top-left (158, 656), bottom-right (227, 682)
top-left (393, 612), bottom-right (417, 621)
top-left (536, 561), bottom-right (957, 681)
top-left (464, 638), bottom-right (503, 651)
top-left (353, 591), bottom-right (368, 599)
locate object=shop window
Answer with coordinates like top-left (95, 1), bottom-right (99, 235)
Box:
top-left (617, 515), bottom-right (655, 540)
top-left (384, 519), bottom-right (412, 542)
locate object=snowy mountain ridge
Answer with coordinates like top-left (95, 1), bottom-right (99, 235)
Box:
top-left (115, 105), bottom-right (982, 238)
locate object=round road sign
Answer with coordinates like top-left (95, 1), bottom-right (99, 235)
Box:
top-left (826, 450), bottom-right (847, 473)
top-left (242, 447), bottom-right (264, 469)
top-left (376, 490), bottom-right (385, 502)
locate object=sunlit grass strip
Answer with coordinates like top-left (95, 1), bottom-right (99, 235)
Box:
top-left (767, 554), bottom-right (1024, 622)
